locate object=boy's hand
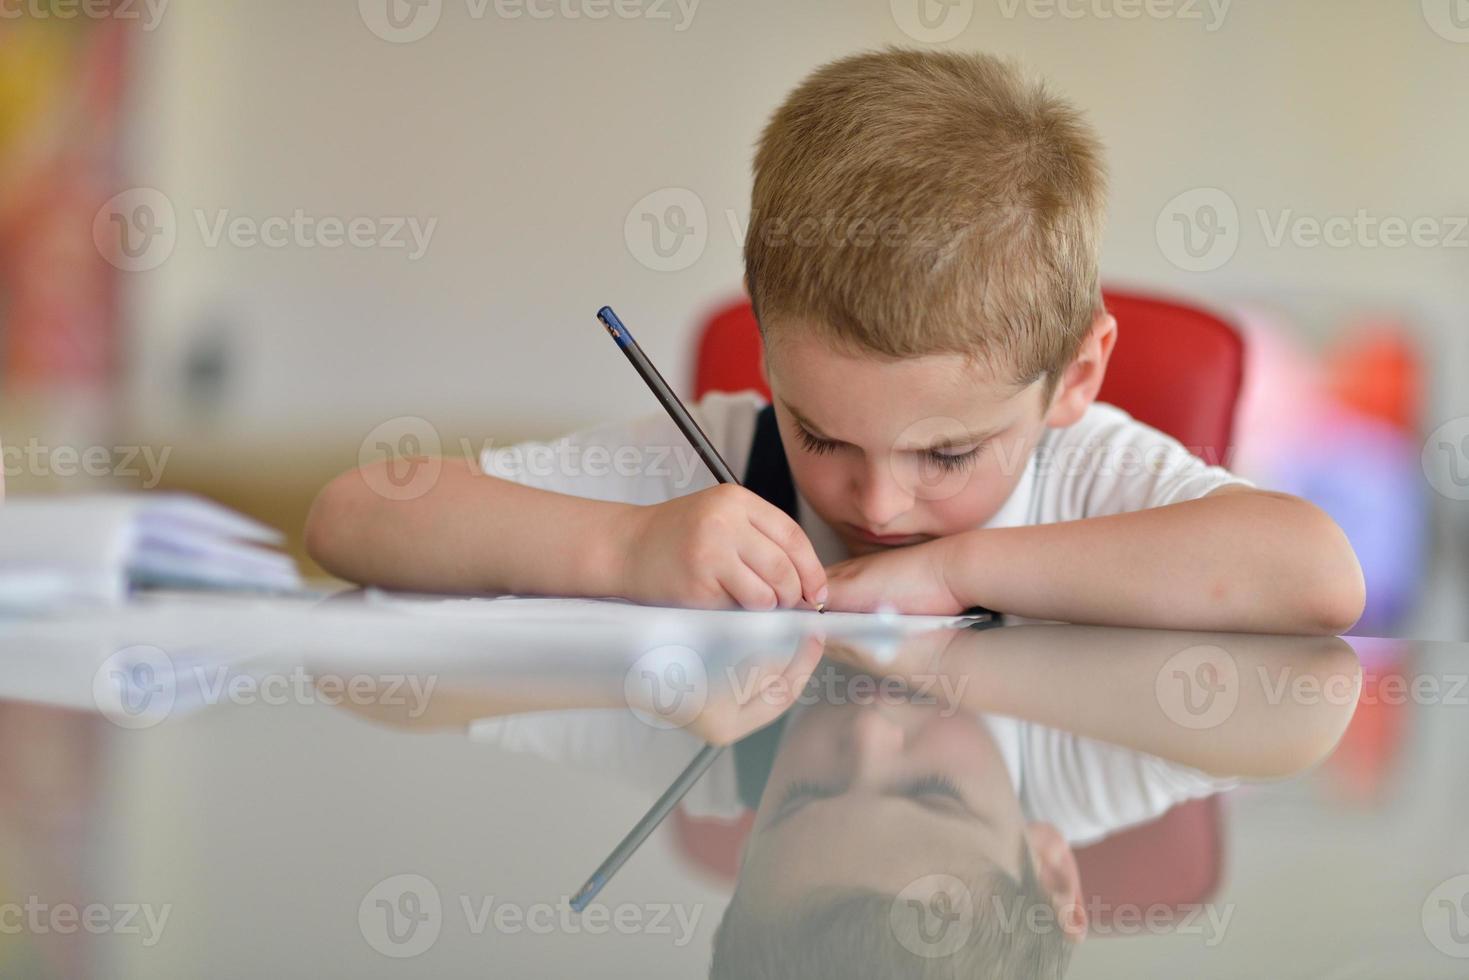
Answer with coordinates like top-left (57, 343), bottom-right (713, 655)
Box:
top-left (616, 484), bottom-right (829, 611)
top-left (678, 632), bottom-right (827, 745)
top-left (823, 537), bottom-right (964, 616)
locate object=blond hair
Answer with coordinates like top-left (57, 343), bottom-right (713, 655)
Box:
top-left (745, 48), bottom-right (1107, 392)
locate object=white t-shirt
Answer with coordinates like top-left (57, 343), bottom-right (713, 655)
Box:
top-left (478, 391), bottom-right (1251, 568)
top-left (471, 392), bottom-right (1247, 838)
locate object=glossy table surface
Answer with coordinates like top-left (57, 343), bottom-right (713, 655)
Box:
top-left (0, 591), bottom-right (1465, 978)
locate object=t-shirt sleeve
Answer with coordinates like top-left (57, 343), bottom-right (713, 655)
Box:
top-left (1017, 722), bottom-right (1237, 846)
top-left (1039, 403), bottom-right (1254, 520)
top-left (477, 390), bottom-right (765, 506)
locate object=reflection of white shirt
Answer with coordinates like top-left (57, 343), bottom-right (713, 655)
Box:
top-left (479, 391), bottom-right (1250, 568)
top-left (470, 707), bottom-right (1235, 844)
top-left (983, 715), bottom-right (1236, 846)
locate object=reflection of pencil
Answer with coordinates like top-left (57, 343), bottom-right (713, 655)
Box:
top-left (569, 743), bottom-right (722, 913)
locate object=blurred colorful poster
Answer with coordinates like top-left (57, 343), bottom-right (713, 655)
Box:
top-left (0, 4), bottom-right (132, 393)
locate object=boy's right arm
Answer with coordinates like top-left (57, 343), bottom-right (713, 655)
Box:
top-left (305, 458), bottom-right (827, 609)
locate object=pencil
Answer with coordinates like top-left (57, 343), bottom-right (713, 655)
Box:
top-left (595, 306), bottom-right (824, 611)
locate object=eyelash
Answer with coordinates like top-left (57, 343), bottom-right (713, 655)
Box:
top-left (793, 424), bottom-right (985, 473)
top-left (777, 773), bottom-right (965, 815)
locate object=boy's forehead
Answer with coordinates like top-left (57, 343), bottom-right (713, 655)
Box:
top-left (764, 330), bottom-right (1040, 440)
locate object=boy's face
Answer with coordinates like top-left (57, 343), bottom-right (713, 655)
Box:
top-left (762, 326), bottom-right (1075, 558)
top-left (739, 692), bottom-right (1028, 902)
top-left (731, 683), bottom-right (1087, 946)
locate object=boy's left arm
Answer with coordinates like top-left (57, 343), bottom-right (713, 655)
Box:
top-left (824, 485), bottom-right (1366, 635)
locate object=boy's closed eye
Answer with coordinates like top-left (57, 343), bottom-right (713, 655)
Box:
top-left (765, 772), bottom-right (977, 829)
top-left (791, 421), bottom-right (988, 473)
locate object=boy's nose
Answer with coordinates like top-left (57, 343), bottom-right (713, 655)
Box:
top-left (845, 706), bottom-right (906, 781)
top-left (853, 460), bottom-right (915, 530)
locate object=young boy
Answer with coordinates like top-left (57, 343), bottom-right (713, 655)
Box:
top-left (305, 48), bottom-right (1364, 636)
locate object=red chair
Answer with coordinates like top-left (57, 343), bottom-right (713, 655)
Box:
top-left (676, 287), bottom-right (1244, 926)
top-left (691, 288), bottom-right (1245, 465)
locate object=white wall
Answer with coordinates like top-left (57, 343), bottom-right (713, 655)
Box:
top-left (124, 0), bottom-right (1469, 452)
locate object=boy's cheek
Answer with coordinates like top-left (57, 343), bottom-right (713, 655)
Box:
top-left (920, 459), bottom-right (1025, 532)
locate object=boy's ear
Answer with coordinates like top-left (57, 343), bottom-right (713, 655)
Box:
top-left (1023, 821), bottom-right (1089, 943)
top-left (1043, 311), bottom-right (1117, 429)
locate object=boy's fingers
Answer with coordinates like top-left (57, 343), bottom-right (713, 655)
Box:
top-left (717, 561), bottom-right (780, 612)
top-left (737, 531), bottom-right (805, 609)
top-left (747, 504), bottom-right (828, 608)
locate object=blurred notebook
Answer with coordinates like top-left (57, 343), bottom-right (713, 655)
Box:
top-left (0, 493), bottom-right (302, 611)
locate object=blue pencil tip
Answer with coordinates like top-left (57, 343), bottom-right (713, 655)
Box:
top-left (569, 875), bottom-right (605, 914)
